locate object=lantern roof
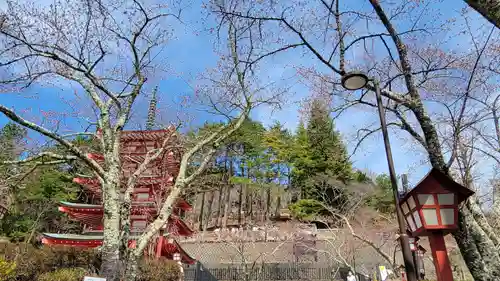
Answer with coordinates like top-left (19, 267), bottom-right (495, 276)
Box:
top-left (400, 168), bottom-right (474, 205)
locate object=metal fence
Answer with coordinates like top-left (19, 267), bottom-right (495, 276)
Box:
top-left (184, 263), bottom-right (372, 281)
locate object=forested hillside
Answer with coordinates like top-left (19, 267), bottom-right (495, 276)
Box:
top-left (187, 98), bottom-right (395, 230)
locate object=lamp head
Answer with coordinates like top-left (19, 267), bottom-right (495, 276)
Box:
top-left (341, 71), bottom-right (369, 90)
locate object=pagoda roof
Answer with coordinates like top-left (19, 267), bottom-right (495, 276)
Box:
top-left (43, 233), bottom-right (105, 240)
top-left (161, 238), bottom-right (196, 264)
top-left (58, 201), bottom-right (192, 216)
top-left (119, 127), bottom-right (177, 141)
top-left (60, 201), bottom-right (155, 209)
top-left (58, 202), bottom-right (194, 236)
top-left (96, 126), bottom-right (178, 142)
top-left (71, 178), bottom-right (191, 211)
top-left (87, 152), bottom-right (179, 166)
top-left (41, 233), bottom-right (196, 264)
top-left (74, 176), bottom-right (175, 187)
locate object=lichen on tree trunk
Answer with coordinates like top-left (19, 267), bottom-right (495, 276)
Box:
top-left (100, 180), bottom-right (122, 281)
top-left (455, 206), bottom-right (500, 280)
top-left (464, 0), bottom-right (500, 28)
top-left (124, 252), bottom-right (140, 281)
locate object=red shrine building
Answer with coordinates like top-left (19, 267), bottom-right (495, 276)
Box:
top-left (41, 127), bottom-right (196, 264)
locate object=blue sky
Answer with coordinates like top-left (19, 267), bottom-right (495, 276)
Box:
top-left (0, 0), bottom-right (495, 189)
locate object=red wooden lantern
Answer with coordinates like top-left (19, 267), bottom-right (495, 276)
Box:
top-left (399, 168), bottom-right (474, 237)
top-left (399, 168), bottom-right (474, 281)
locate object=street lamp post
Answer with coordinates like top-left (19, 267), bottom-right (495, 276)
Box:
top-left (341, 71), bottom-right (418, 281)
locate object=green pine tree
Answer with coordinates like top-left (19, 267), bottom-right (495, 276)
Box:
top-left (0, 123), bottom-right (83, 242)
top-left (306, 99), bottom-right (352, 182)
top-left (290, 121), bottom-right (313, 197)
top-left (0, 122), bottom-right (27, 162)
top-left (288, 99), bottom-right (354, 219)
top-left (366, 174), bottom-right (397, 213)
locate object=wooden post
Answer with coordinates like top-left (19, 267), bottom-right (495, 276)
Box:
top-left (429, 232), bottom-right (454, 281)
top-left (155, 230), bottom-right (164, 258)
top-left (402, 174), bottom-right (423, 280)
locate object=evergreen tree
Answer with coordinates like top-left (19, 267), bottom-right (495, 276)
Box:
top-left (290, 99), bottom-right (352, 198)
top-left (0, 123), bottom-right (83, 242)
top-left (366, 174), bottom-right (397, 214)
top-left (290, 121), bottom-right (312, 197)
top-left (262, 121), bottom-right (293, 184)
top-left (306, 99), bottom-right (352, 182)
top-left (0, 122), bottom-right (27, 161)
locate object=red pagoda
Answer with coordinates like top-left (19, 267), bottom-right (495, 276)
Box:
top-left (41, 127), bottom-right (196, 264)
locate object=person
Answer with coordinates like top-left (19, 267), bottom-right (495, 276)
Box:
top-left (347, 271), bottom-right (356, 281)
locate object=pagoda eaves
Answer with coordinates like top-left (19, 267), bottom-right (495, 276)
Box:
top-left (41, 233), bottom-right (196, 264)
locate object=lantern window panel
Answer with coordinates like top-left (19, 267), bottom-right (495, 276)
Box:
top-left (412, 211), bottom-right (422, 229)
top-left (417, 194), bottom-right (435, 206)
top-left (422, 208), bottom-right (439, 226)
top-left (440, 208), bottom-right (455, 225)
top-left (438, 194), bottom-right (454, 205)
top-left (406, 215), bottom-right (416, 231)
top-left (401, 203), bottom-right (410, 215)
top-left (408, 196), bottom-right (416, 209)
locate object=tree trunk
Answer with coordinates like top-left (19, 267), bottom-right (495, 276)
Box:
top-left (198, 192), bottom-right (206, 231)
top-left (191, 193), bottom-right (200, 227)
top-left (454, 205), bottom-right (500, 280)
top-left (222, 153), bottom-right (234, 228)
top-left (238, 165), bottom-right (246, 226)
top-left (260, 188), bottom-right (265, 222)
top-left (467, 196), bottom-right (500, 246)
top-left (222, 186), bottom-right (232, 228)
top-left (217, 148), bottom-right (229, 227)
top-left (464, 0), bottom-right (500, 28)
top-left (246, 186), bottom-right (253, 223)
top-left (264, 185), bottom-right (271, 221)
top-left (275, 193), bottom-right (281, 218)
top-left (238, 181), bottom-right (244, 226)
top-left (492, 181), bottom-right (500, 228)
top-left (203, 191), bottom-right (215, 231)
top-left (245, 166), bottom-right (253, 224)
top-left (216, 186), bottom-right (224, 227)
top-left (123, 252), bottom-right (140, 281)
top-left (100, 183), bottom-right (122, 281)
